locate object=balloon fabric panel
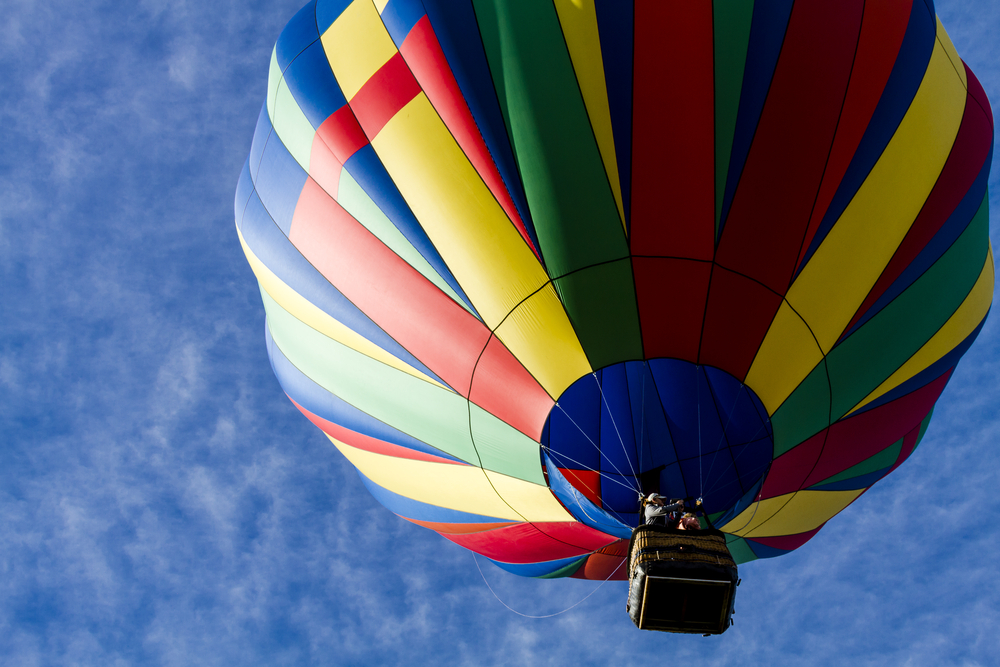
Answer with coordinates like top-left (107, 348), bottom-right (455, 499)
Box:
top-left (237, 0), bottom-right (994, 577)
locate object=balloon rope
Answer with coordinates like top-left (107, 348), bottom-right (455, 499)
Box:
top-left (697, 366), bottom-right (703, 499)
top-left (555, 402), bottom-right (638, 492)
top-left (700, 382), bottom-right (748, 494)
top-left (591, 373), bottom-right (640, 487)
top-left (473, 553), bottom-right (625, 619)
top-left (540, 445), bottom-right (641, 495)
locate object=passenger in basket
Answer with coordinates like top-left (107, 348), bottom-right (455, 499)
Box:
top-left (643, 494), bottom-right (684, 526)
top-left (676, 513), bottom-right (701, 531)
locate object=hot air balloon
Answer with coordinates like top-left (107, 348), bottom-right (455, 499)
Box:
top-left (235, 0), bottom-right (994, 589)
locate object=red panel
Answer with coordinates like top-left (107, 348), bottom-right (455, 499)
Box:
top-left (716, 1), bottom-right (864, 294)
top-left (533, 521), bottom-right (620, 552)
top-left (309, 130), bottom-right (342, 197)
top-left (316, 105), bottom-right (368, 163)
top-left (749, 525), bottom-right (823, 551)
top-left (802, 372), bottom-right (950, 487)
top-left (400, 16), bottom-right (539, 259)
top-left (630, 2), bottom-right (714, 260)
top-left (442, 522), bottom-right (614, 563)
top-left (469, 335), bottom-right (554, 439)
top-left (843, 71), bottom-right (993, 334)
top-left (403, 517), bottom-right (516, 535)
top-left (798, 0), bottom-right (913, 268)
top-left (760, 429), bottom-right (828, 500)
top-left (288, 177), bottom-right (491, 395)
top-left (570, 553), bottom-right (628, 581)
top-left (632, 257), bottom-right (711, 361)
top-left (289, 396), bottom-right (464, 466)
top-left (349, 51), bottom-right (422, 138)
top-left (556, 468), bottom-right (602, 507)
top-left (698, 267), bottom-right (784, 380)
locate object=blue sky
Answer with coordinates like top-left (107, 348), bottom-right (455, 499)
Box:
top-left (1, 1), bottom-right (999, 665)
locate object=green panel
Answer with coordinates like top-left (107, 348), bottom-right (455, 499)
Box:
top-left (472, 0), bottom-right (629, 277)
top-left (725, 534), bottom-right (758, 565)
top-left (770, 359), bottom-right (832, 457)
top-left (337, 170), bottom-right (475, 315)
top-left (470, 404), bottom-right (546, 485)
top-left (812, 437), bottom-right (904, 486)
top-left (826, 194), bottom-right (990, 420)
top-left (552, 260), bottom-right (643, 369)
top-left (713, 0), bottom-right (755, 234)
top-left (537, 557), bottom-right (586, 579)
top-left (273, 78), bottom-right (315, 170)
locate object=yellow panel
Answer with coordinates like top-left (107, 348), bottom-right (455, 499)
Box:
top-left (321, 0), bottom-right (398, 99)
top-left (272, 78), bottom-right (315, 170)
top-left (552, 0), bottom-right (625, 230)
top-left (785, 41), bottom-right (967, 353)
top-left (935, 17), bottom-right (969, 89)
top-left (372, 95), bottom-right (552, 327)
top-left (721, 489), bottom-right (864, 538)
top-left (494, 284), bottom-right (592, 399)
top-left (330, 435), bottom-right (573, 523)
top-left (744, 301), bottom-right (825, 416)
top-left (236, 225), bottom-right (449, 390)
top-left (484, 469), bottom-right (576, 524)
top-left (849, 248), bottom-right (994, 413)
top-left (373, 0), bottom-right (389, 12)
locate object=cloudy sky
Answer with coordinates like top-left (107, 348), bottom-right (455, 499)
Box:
top-left (2, 1), bottom-right (999, 665)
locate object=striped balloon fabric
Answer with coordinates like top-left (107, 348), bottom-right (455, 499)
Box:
top-left (236, 0), bottom-right (993, 579)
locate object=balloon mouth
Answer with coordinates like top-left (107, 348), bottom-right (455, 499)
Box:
top-left (541, 359), bottom-right (773, 527)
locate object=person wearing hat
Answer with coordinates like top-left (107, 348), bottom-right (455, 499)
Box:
top-left (643, 494), bottom-right (685, 526)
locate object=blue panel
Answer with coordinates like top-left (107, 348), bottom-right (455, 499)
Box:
top-left (594, 0), bottom-right (634, 227)
top-left (315, 0), bottom-right (354, 33)
top-left (235, 158), bottom-right (255, 228)
top-left (343, 146), bottom-right (479, 317)
top-left (487, 554), bottom-right (586, 578)
top-left (718, 0), bottom-right (795, 235)
top-left (276, 0), bottom-right (320, 71)
top-left (599, 471), bottom-right (641, 521)
top-left (356, 471), bottom-right (509, 524)
top-left (626, 361), bottom-right (676, 471)
top-left (797, 1), bottom-right (935, 271)
top-left (249, 103), bottom-right (272, 177)
top-left (267, 328), bottom-right (462, 462)
top-left (746, 539), bottom-right (790, 559)
top-left (381, 0), bottom-right (427, 48)
top-left (254, 135), bottom-right (308, 235)
top-left (658, 462), bottom-right (689, 503)
top-left (809, 467), bottom-right (889, 492)
top-left (241, 190), bottom-right (449, 388)
top-left (544, 454), bottom-right (633, 538)
top-left (546, 372), bottom-right (602, 471)
top-left (842, 171), bottom-right (991, 339)
top-left (421, 0), bottom-right (539, 254)
top-left (282, 40), bottom-right (348, 128)
top-left (597, 367), bottom-right (639, 481)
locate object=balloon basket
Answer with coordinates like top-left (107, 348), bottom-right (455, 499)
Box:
top-left (626, 525), bottom-right (738, 634)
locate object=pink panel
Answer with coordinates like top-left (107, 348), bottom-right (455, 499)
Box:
top-left (309, 130), bottom-right (342, 197)
top-left (469, 335), bottom-right (554, 439)
top-left (760, 429), bottom-right (827, 500)
top-left (288, 177), bottom-right (492, 395)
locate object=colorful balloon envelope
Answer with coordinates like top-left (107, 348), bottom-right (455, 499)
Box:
top-left (236, 0), bottom-right (994, 579)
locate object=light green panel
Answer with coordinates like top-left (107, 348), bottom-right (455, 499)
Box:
top-left (272, 78), bottom-right (315, 171)
top-left (263, 288), bottom-right (479, 464)
top-left (267, 48), bottom-right (281, 121)
top-left (470, 404), bottom-right (545, 485)
top-left (725, 534), bottom-right (758, 565)
top-left (263, 290), bottom-right (544, 483)
top-left (337, 170), bottom-right (475, 316)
